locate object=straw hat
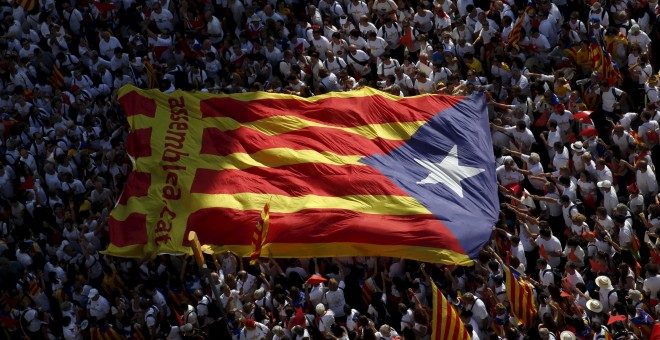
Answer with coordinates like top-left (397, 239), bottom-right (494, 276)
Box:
top-left (586, 299), bottom-right (603, 313)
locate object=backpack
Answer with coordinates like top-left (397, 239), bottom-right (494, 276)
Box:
top-left (607, 289), bottom-right (626, 308)
top-left (542, 268), bottom-right (563, 286)
top-left (198, 295), bottom-right (222, 319)
top-left (273, 59), bottom-right (287, 80)
top-left (305, 314), bottom-right (324, 339)
top-left (644, 123), bottom-right (659, 143)
top-left (626, 214), bottom-right (646, 254)
top-left (601, 87), bottom-right (621, 109)
top-left (570, 201), bottom-right (586, 216)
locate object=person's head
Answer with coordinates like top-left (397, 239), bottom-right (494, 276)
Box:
top-left (646, 263), bottom-right (658, 278)
top-left (462, 292), bottom-right (476, 305)
top-left (539, 228), bottom-right (552, 240)
top-left (316, 303), bottom-right (326, 315)
top-left (638, 160), bottom-right (649, 172)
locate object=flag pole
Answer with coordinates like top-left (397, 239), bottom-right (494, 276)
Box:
top-left (188, 231), bottom-right (227, 319)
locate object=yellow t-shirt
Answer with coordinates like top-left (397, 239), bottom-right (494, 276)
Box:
top-left (465, 59), bottom-right (484, 75)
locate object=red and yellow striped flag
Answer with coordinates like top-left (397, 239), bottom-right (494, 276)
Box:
top-left (90, 325), bottom-right (123, 340)
top-left (28, 276), bottom-right (40, 297)
top-left (16, 0), bottom-right (36, 12)
top-left (431, 281), bottom-right (470, 340)
top-left (503, 265), bottom-right (537, 329)
top-left (508, 12), bottom-right (526, 46)
top-left (105, 85), bottom-right (499, 265)
top-left (249, 200), bottom-right (270, 265)
top-left (48, 67), bottom-right (65, 89)
top-left (143, 58), bottom-right (158, 89)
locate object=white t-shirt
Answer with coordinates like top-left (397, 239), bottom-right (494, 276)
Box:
top-left (535, 235), bottom-right (563, 268)
top-left (596, 87), bottom-right (623, 112)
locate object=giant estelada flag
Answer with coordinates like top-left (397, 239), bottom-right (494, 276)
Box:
top-left (105, 85), bottom-right (498, 265)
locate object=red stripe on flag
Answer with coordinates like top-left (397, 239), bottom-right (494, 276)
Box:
top-left (109, 213), bottom-right (148, 247)
top-left (118, 172), bottom-right (151, 205)
top-left (18, 0), bottom-right (35, 11)
top-left (200, 126), bottom-right (406, 157)
top-left (508, 12), bottom-right (525, 46)
top-left (504, 265), bottom-right (537, 328)
top-left (183, 208), bottom-right (464, 252)
top-left (190, 166), bottom-right (409, 196)
top-left (125, 127), bottom-right (152, 158)
top-left (432, 282), bottom-right (470, 340)
top-left (199, 95), bottom-right (461, 126)
top-left (119, 91), bottom-right (157, 117)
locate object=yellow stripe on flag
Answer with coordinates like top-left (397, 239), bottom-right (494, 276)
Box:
top-left (190, 192), bottom-right (430, 215)
top-left (250, 200), bottom-right (271, 265)
top-left (431, 281), bottom-right (470, 340)
top-left (198, 149), bottom-right (367, 170)
top-left (205, 116), bottom-right (428, 141)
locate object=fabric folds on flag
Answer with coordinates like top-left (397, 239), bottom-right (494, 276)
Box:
top-left (90, 325), bottom-right (123, 340)
top-left (16, 0), bottom-right (36, 12)
top-left (590, 28), bottom-right (622, 85)
top-left (508, 12), bottom-right (526, 46)
top-left (106, 86), bottom-right (499, 265)
top-left (250, 201), bottom-right (270, 265)
top-left (631, 308), bottom-right (654, 339)
top-left (143, 58), bottom-right (159, 89)
top-left (503, 265), bottom-right (537, 329)
top-left (431, 281), bottom-right (470, 340)
top-left (48, 67), bottom-right (65, 89)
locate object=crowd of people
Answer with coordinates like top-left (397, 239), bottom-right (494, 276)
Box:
top-left (1, 0), bottom-right (660, 339)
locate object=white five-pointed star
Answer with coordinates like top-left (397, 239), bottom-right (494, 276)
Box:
top-left (414, 145), bottom-right (485, 198)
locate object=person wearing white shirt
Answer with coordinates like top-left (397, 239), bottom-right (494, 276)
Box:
top-left (204, 12), bottom-right (224, 44)
top-left (357, 16), bottom-right (378, 36)
top-left (378, 19), bottom-right (402, 50)
top-left (526, 28), bottom-right (551, 60)
top-left (150, 3), bottom-right (175, 32)
top-left (347, 0), bottom-right (370, 24)
top-left (457, 0), bottom-right (475, 17)
top-left (414, 71), bottom-right (433, 94)
top-left (239, 319), bottom-right (269, 340)
top-left (87, 289), bottom-right (110, 320)
top-left (322, 278), bottom-right (347, 319)
top-left (98, 31), bottom-right (123, 59)
top-left (497, 121), bottom-right (535, 153)
top-left (311, 30), bottom-right (331, 60)
top-left (596, 81), bottom-right (625, 114)
top-left (463, 293), bottom-right (489, 335)
top-left (510, 68), bottom-right (529, 96)
top-left (533, 228), bottom-right (563, 268)
top-left (271, 325), bottom-right (291, 340)
top-left (413, 6), bottom-right (434, 33)
top-left (316, 304), bottom-right (336, 336)
top-left (375, 325), bottom-right (399, 340)
top-left (633, 160), bottom-right (658, 196)
top-left (377, 52), bottom-right (399, 79)
top-left (394, 66), bottom-right (414, 96)
top-left (628, 25), bottom-right (652, 53)
top-left (365, 32), bottom-right (388, 59)
top-left (643, 265), bottom-right (660, 299)
top-left (496, 158), bottom-right (523, 187)
top-left (538, 10), bottom-right (558, 46)
top-left (596, 276), bottom-right (618, 313)
top-left (62, 2), bottom-right (83, 36)
top-left (597, 180), bottom-right (618, 216)
top-left (589, 3), bottom-right (609, 28)
top-left (537, 259), bottom-right (556, 290)
top-left (218, 284), bottom-right (242, 311)
top-left (323, 50), bottom-right (348, 76)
